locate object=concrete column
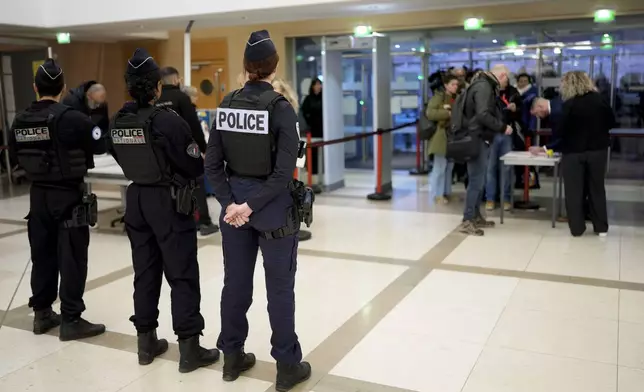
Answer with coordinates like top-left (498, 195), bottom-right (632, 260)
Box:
top-left (184, 21), bottom-right (194, 86)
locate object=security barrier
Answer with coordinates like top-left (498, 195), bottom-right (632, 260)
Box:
top-left (304, 120), bottom-right (419, 201)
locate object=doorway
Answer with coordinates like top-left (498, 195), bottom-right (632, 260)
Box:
top-left (191, 62), bottom-right (227, 109)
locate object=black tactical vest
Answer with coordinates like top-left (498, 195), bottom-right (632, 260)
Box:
top-left (11, 103), bottom-right (88, 182)
top-left (109, 106), bottom-right (171, 185)
top-left (217, 89), bottom-right (285, 178)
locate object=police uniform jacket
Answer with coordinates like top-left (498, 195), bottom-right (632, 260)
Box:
top-left (205, 81), bottom-right (299, 213)
top-left (157, 85), bottom-right (207, 153)
top-left (9, 100), bottom-right (101, 186)
top-left (109, 102), bottom-right (204, 185)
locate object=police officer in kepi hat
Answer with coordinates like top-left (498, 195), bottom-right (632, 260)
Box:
top-left (109, 49), bottom-right (219, 372)
top-left (8, 59), bottom-right (106, 341)
top-left (205, 30), bottom-right (312, 391)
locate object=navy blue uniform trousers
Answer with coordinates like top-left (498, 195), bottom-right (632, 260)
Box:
top-left (217, 177), bottom-right (302, 364)
top-left (27, 184), bottom-right (89, 318)
top-left (125, 184), bottom-right (205, 338)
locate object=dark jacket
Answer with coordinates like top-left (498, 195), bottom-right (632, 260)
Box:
top-left (545, 96), bottom-right (564, 151)
top-left (301, 93), bottom-right (323, 138)
top-left (157, 84), bottom-right (207, 153)
top-left (559, 91), bottom-right (615, 154)
top-left (464, 73), bottom-right (506, 142)
top-left (62, 81), bottom-right (110, 154)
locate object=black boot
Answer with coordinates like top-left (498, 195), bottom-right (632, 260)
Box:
top-left (33, 308), bottom-right (61, 335)
top-left (59, 317), bottom-right (106, 341)
top-left (276, 362), bottom-right (312, 392)
top-left (222, 351), bottom-right (256, 381)
top-left (178, 335), bottom-right (220, 373)
top-left (137, 330), bottom-right (169, 365)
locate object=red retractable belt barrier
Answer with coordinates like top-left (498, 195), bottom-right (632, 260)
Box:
top-left (304, 121), bottom-right (418, 201)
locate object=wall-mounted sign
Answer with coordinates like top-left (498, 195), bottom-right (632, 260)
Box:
top-left (56, 33), bottom-right (71, 44)
top-left (594, 9), bottom-right (615, 23)
top-left (464, 18), bottom-right (483, 31)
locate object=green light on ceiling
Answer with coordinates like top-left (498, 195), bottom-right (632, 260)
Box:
top-left (464, 18), bottom-right (483, 31)
top-left (594, 9), bottom-right (615, 23)
top-left (505, 40), bottom-right (518, 48)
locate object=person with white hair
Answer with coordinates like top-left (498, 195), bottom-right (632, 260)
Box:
top-left (455, 64), bottom-right (513, 236)
top-left (62, 81), bottom-right (109, 154)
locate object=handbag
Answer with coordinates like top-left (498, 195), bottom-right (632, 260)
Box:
top-left (418, 112), bottom-right (437, 141)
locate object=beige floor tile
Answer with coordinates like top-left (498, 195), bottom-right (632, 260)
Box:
top-left (462, 347), bottom-right (617, 392)
top-left (619, 290), bottom-right (644, 324)
top-left (442, 230), bottom-right (541, 271)
top-left (0, 327), bottom-right (70, 378)
top-left (618, 366), bottom-right (644, 392)
top-left (118, 359), bottom-right (272, 391)
top-left (331, 329), bottom-right (483, 392)
top-left (488, 308), bottom-right (618, 364)
top-left (0, 341), bottom-right (161, 391)
top-left (506, 279), bottom-right (619, 320)
top-left (526, 234), bottom-right (620, 280)
top-left (618, 321), bottom-right (644, 370)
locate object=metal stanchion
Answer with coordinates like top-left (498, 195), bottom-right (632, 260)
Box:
top-left (367, 130), bottom-right (392, 201)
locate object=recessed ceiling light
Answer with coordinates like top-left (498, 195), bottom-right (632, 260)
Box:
top-left (492, 39), bottom-right (498, 43)
top-left (411, 48), bottom-right (416, 51)
top-left (307, 56), bottom-right (315, 62)
top-left (395, 44), bottom-right (401, 49)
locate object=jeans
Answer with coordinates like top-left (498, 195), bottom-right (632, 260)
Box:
top-left (463, 141), bottom-right (489, 221)
top-left (485, 133), bottom-right (513, 202)
top-left (429, 155), bottom-right (454, 201)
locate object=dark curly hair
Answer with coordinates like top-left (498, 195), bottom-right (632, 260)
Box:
top-left (125, 69), bottom-right (161, 105)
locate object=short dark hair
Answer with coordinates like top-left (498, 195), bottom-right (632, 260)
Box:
top-left (517, 73), bottom-right (531, 82)
top-left (126, 69), bottom-right (161, 104)
top-left (36, 79), bottom-right (64, 97)
top-left (442, 74), bottom-right (459, 85)
top-left (160, 66), bottom-right (179, 78)
top-left (244, 53), bottom-right (279, 82)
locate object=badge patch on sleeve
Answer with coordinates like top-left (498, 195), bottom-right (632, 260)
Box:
top-left (186, 143), bottom-right (201, 158)
top-left (92, 127), bottom-right (102, 141)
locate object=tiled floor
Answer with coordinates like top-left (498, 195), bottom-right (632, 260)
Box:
top-left (1, 170), bottom-right (644, 391)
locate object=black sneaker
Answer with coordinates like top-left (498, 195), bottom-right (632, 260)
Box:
top-left (276, 362), bottom-right (312, 392)
top-left (178, 335), bottom-right (220, 373)
top-left (33, 308), bottom-right (61, 335)
top-left (137, 330), bottom-right (169, 365)
top-left (459, 220), bottom-right (484, 236)
top-left (59, 317), bottom-right (106, 341)
top-left (198, 223), bottom-right (220, 238)
top-left (222, 351), bottom-right (256, 381)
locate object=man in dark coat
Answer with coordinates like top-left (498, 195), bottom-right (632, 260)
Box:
top-left (62, 81), bottom-right (109, 154)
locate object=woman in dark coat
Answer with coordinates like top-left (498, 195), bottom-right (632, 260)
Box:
top-left (301, 78), bottom-right (323, 174)
top-left (558, 71), bottom-right (615, 237)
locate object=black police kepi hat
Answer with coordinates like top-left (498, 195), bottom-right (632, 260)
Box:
top-left (35, 58), bottom-right (64, 88)
top-left (244, 30), bottom-right (277, 62)
top-left (126, 48), bottom-right (159, 76)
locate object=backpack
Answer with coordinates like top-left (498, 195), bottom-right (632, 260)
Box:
top-left (446, 85), bottom-right (481, 162)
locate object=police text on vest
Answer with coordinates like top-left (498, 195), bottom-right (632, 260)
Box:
top-left (14, 127), bottom-right (50, 142)
top-left (111, 128), bottom-right (146, 144)
top-left (216, 108), bottom-right (269, 134)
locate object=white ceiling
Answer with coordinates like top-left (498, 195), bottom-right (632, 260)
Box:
top-left (0, 0), bottom-right (536, 42)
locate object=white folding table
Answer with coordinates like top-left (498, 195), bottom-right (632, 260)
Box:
top-left (499, 151), bottom-right (563, 228)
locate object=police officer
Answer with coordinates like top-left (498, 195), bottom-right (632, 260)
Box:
top-left (205, 30), bottom-right (311, 391)
top-left (109, 49), bottom-right (218, 372)
top-left (156, 66), bottom-right (219, 237)
top-left (8, 59), bottom-right (105, 341)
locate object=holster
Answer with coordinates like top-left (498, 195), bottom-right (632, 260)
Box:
top-left (172, 184), bottom-right (196, 215)
top-left (62, 192), bottom-right (98, 228)
top-left (288, 180), bottom-right (315, 228)
top-left (260, 206), bottom-right (301, 240)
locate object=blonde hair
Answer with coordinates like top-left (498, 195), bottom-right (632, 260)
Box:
top-left (236, 72), bottom-right (248, 88)
top-left (272, 78), bottom-right (299, 113)
top-left (560, 71), bottom-right (597, 101)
